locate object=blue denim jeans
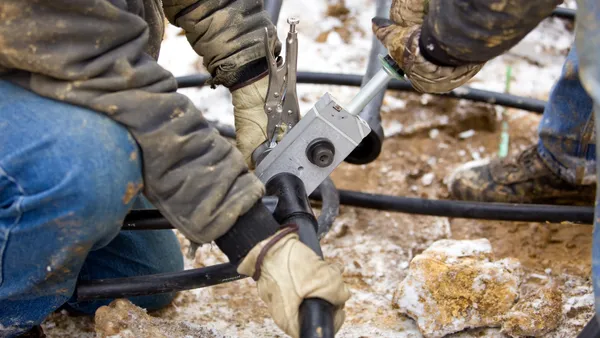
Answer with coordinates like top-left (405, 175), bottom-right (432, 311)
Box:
top-left (0, 81), bottom-right (184, 337)
top-left (538, 44), bottom-right (596, 185)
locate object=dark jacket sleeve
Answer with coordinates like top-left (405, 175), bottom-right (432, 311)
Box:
top-left (0, 0), bottom-right (266, 245)
top-left (163, 0), bottom-right (281, 88)
top-left (420, 0), bottom-right (563, 66)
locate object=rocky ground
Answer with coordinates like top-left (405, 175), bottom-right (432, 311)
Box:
top-left (40, 0), bottom-right (595, 337)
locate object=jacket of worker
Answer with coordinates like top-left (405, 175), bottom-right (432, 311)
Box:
top-left (419, 0), bottom-right (564, 67)
top-left (0, 0), bottom-right (282, 259)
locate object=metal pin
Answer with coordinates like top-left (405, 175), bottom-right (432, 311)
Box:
top-left (288, 17), bottom-right (299, 32)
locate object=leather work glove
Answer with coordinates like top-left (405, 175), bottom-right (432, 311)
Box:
top-left (372, 0), bottom-right (484, 93)
top-left (231, 76), bottom-right (269, 168)
top-left (237, 225), bottom-right (351, 338)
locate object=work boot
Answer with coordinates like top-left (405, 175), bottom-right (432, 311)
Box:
top-left (18, 326), bottom-right (46, 338)
top-left (448, 145), bottom-right (596, 205)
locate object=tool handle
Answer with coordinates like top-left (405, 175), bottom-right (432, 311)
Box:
top-left (266, 173), bottom-right (336, 338)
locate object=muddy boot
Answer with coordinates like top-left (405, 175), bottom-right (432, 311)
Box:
top-left (18, 326), bottom-right (46, 338)
top-left (448, 145), bottom-right (596, 205)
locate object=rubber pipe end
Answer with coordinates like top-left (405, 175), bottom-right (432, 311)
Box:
top-left (344, 128), bottom-right (383, 165)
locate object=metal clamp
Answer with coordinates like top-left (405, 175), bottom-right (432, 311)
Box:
top-left (263, 17), bottom-right (301, 148)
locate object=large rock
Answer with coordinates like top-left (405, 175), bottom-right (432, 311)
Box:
top-left (95, 299), bottom-right (224, 338)
top-left (501, 285), bottom-right (563, 337)
top-left (392, 239), bottom-right (523, 337)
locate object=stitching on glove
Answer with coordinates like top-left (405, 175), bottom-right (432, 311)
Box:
top-left (252, 223), bottom-right (299, 281)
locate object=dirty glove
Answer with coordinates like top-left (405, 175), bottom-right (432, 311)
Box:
top-left (372, 0), bottom-right (484, 93)
top-left (237, 225), bottom-right (351, 337)
top-left (231, 76), bottom-right (269, 168)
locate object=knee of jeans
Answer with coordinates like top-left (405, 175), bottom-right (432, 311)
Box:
top-left (33, 110), bottom-right (144, 244)
top-left (73, 126), bottom-right (142, 239)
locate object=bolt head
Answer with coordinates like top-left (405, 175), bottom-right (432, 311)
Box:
top-left (287, 17), bottom-right (300, 25)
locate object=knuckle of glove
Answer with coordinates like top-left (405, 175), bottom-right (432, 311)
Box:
top-left (408, 43), bottom-right (484, 94)
top-left (372, 23), bottom-right (419, 68)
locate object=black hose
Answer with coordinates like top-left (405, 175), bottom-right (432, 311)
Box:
top-left (211, 122), bottom-right (235, 139)
top-left (551, 7), bottom-right (576, 21)
top-left (315, 177), bottom-right (340, 239)
top-left (121, 179), bottom-right (340, 232)
top-left (177, 72), bottom-right (547, 113)
top-left (264, 0), bottom-right (283, 24)
top-left (578, 315), bottom-right (600, 338)
top-left (309, 190), bottom-right (594, 224)
top-left (123, 189), bottom-right (594, 231)
top-left (345, 0), bottom-right (390, 165)
top-left (82, 190), bottom-right (593, 301)
top-left (77, 263), bottom-right (243, 301)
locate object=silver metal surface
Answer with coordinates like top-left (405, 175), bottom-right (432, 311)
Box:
top-left (255, 93), bottom-right (371, 195)
top-left (346, 68), bottom-right (392, 116)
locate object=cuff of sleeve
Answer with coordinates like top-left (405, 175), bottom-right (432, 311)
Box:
top-left (218, 58), bottom-right (269, 90)
top-left (419, 20), bottom-right (468, 67)
top-left (214, 201), bottom-right (280, 264)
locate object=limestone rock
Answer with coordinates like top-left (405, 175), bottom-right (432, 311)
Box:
top-left (392, 238), bottom-right (523, 338)
top-left (501, 285), bottom-right (563, 337)
top-left (94, 299), bottom-right (224, 338)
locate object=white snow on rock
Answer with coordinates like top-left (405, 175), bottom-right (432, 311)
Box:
top-left (393, 239), bottom-right (523, 338)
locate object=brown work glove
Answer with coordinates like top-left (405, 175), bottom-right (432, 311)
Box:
top-left (372, 0), bottom-right (484, 93)
top-left (231, 76), bottom-right (269, 168)
top-left (237, 226), bottom-right (351, 338)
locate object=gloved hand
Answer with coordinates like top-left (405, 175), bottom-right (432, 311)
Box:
top-left (372, 0), bottom-right (484, 93)
top-left (237, 225), bottom-right (351, 338)
top-left (231, 76), bottom-right (269, 168)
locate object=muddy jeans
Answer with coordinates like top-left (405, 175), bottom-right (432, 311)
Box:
top-left (0, 81), bottom-right (184, 337)
top-left (537, 44), bottom-right (597, 185)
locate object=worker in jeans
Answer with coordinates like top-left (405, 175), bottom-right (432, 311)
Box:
top-left (371, 0), bottom-right (600, 322)
top-left (0, 1), bottom-right (350, 337)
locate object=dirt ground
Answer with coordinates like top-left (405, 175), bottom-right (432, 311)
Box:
top-left (42, 92), bottom-right (595, 337)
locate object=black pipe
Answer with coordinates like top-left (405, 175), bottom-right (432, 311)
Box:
top-left (121, 181), bottom-right (338, 233)
top-left (309, 189), bottom-right (594, 224)
top-left (211, 122), bottom-right (235, 139)
top-left (77, 263), bottom-right (243, 301)
top-left (78, 178), bottom-right (338, 301)
top-left (316, 177), bottom-right (340, 239)
top-left (264, 0), bottom-right (283, 24)
top-left (177, 72), bottom-right (547, 113)
top-left (123, 189), bottom-right (593, 231)
top-left (266, 173), bottom-right (335, 338)
top-left (345, 0), bottom-right (391, 165)
top-left (578, 315), bottom-right (600, 338)
top-left (551, 7), bottom-right (576, 21)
